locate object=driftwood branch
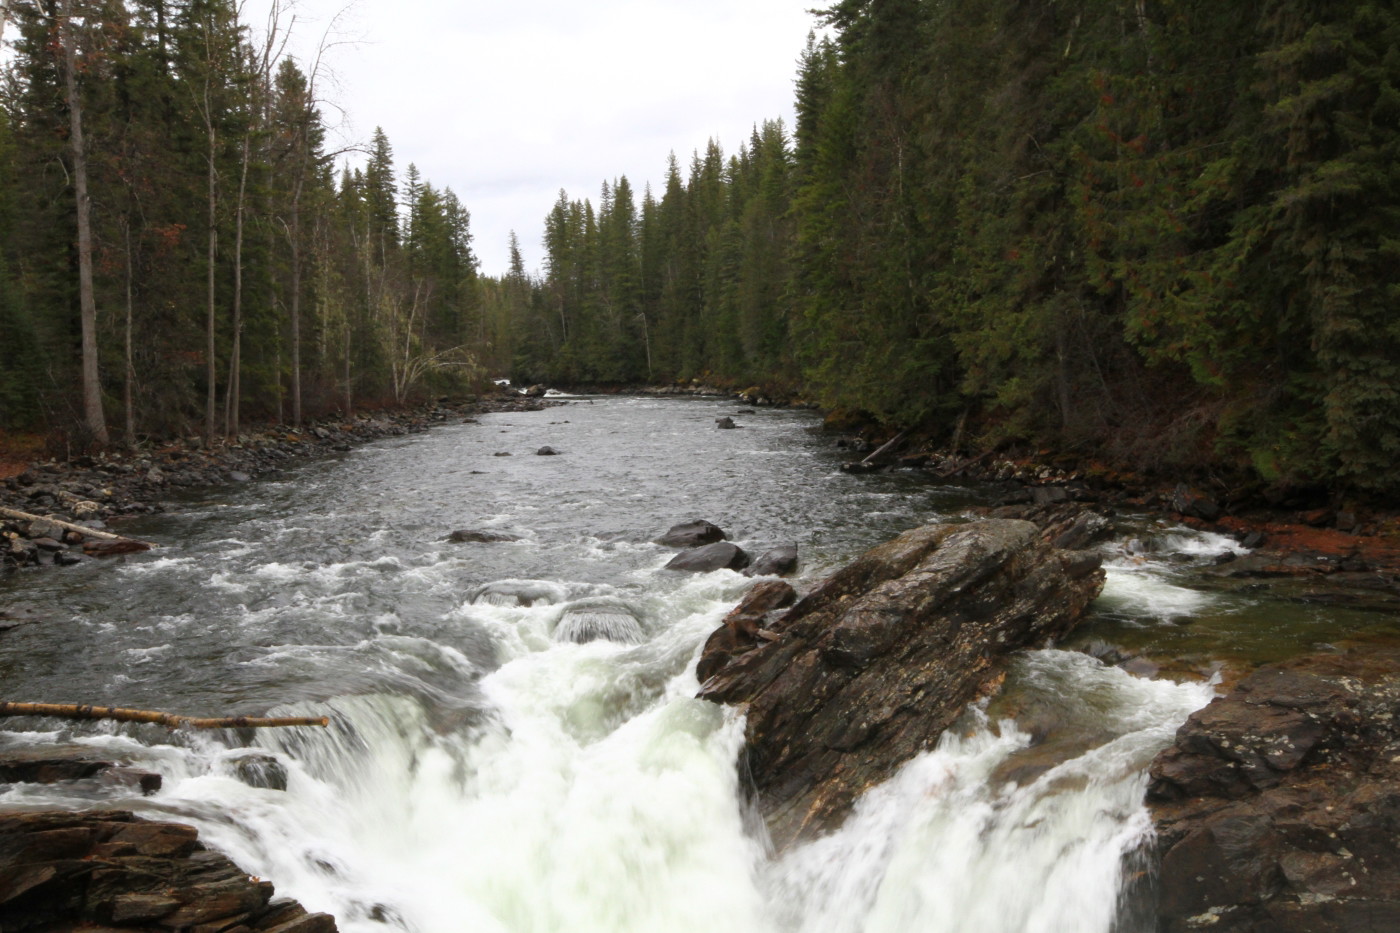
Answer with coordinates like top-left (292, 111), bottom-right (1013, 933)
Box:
top-left (0, 702), bottom-right (328, 729)
top-left (0, 506), bottom-right (157, 549)
top-left (860, 429), bottom-right (910, 467)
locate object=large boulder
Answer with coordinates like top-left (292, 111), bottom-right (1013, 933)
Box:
top-left (698, 519), bottom-right (1104, 849)
top-left (1148, 649), bottom-right (1400, 932)
top-left (664, 541), bottom-right (750, 573)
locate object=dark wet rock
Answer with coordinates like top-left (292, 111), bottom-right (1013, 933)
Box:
top-left (493, 451), bottom-right (512, 457)
top-left (82, 540), bottom-right (151, 557)
top-left (1030, 485), bottom-right (1070, 507)
top-left (229, 753), bottom-right (289, 791)
top-left (715, 417), bottom-right (737, 429)
top-left (698, 519), bottom-right (1104, 849)
top-left (696, 580), bottom-right (796, 683)
top-left (655, 520), bottom-right (726, 548)
top-left (1171, 482), bottom-right (1221, 522)
top-left (1118, 656), bottom-right (1160, 678)
top-left (535, 446), bottom-right (561, 456)
top-left (1149, 648), bottom-right (1400, 932)
top-left (664, 541), bottom-right (750, 573)
top-left (1046, 511), bottom-right (1112, 551)
top-left (29, 537), bottom-right (63, 552)
top-left (1078, 639), bottom-right (1134, 666)
top-left (0, 809), bottom-right (336, 932)
top-left (447, 529), bottom-right (523, 544)
top-left (98, 767), bottom-right (163, 796)
top-left (522, 384), bottom-right (548, 398)
top-left (23, 519), bottom-right (64, 541)
top-left (743, 544), bottom-right (798, 578)
top-left (553, 599), bottom-right (644, 644)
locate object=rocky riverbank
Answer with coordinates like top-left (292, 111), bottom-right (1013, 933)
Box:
top-left (1, 392), bottom-right (558, 573)
top-left (0, 808), bottom-right (337, 932)
top-left (1148, 648), bottom-right (1400, 932)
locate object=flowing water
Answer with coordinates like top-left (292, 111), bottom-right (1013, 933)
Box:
top-left (2, 396), bottom-right (1395, 931)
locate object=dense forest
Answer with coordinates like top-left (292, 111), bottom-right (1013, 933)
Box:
top-left (0, 0), bottom-right (487, 448)
top-left (3, 0), bottom-right (1399, 497)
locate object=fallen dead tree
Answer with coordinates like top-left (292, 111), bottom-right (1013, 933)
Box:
top-left (0, 702), bottom-right (328, 729)
top-left (0, 505), bottom-right (157, 550)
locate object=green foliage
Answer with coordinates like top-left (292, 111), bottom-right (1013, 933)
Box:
top-left (0, 1), bottom-right (491, 439)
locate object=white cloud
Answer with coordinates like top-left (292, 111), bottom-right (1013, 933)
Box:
top-left (249, 0), bottom-right (817, 274)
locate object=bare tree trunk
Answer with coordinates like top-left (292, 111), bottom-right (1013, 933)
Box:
top-left (59, 0), bottom-right (109, 447)
top-left (274, 327), bottom-right (284, 423)
top-left (0, 702), bottom-right (327, 730)
top-left (0, 507), bottom-right (155, 547)
top-left (205, 129), bottom-right (218, 446)
top-left (123, 219), bottom-right (136, 448)
top-left (289, 178), bottom-right (303, 424)
top-left (226, 131), bottom-right (251, 438)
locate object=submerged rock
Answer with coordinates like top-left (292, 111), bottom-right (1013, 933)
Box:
top-left (698, 519), bottom-right (1104, 849)
top-left (1148, 648), bottom-right (1400, 932)
top-left (447, 529), bottom-right (522, 544)
top-left (554, 599), bottom-right (644, 644)
top-left (229, 752), bottom-right (290, 791)
top-left (472, 580), bottom-right (564, 608)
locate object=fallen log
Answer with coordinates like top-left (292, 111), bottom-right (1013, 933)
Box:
top-left (0, 702), bottom-right (328, 729)
top-left (858, 428), bottom-right (910, 467)
top-left (0, 505), bottom-right (157, 549)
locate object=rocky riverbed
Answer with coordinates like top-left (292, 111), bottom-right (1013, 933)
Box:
top-left (1, 393), bottom-right (558, 574)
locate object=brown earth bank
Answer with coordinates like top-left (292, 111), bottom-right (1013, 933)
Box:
top-left (1, 389), bottom-right (559, 574)
top-left (0, 808), bottom-right (337, 933)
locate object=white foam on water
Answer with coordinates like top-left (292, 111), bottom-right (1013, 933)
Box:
top-left (1098, 558), bottom-right (1214, 622)
top-left (767, 652), bottom-right (1215, 933)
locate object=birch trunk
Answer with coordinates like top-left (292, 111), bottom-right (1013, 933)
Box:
top-left (59, 0), bottom-right (109, 447)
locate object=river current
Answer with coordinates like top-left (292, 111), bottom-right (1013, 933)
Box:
top-left (2, 395), bottom-right (1383, 932)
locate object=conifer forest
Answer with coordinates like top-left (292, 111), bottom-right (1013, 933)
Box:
top-left (2, 0), bottom-right (1398, 497)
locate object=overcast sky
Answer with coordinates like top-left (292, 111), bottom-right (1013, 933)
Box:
top-left (244, 0), bottom-right (820, 276)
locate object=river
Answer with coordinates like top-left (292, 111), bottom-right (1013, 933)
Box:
top-left (1, 395), bottom-right (1391, 932)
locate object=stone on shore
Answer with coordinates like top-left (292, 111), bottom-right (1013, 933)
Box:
top-left (697, 519), bottom-right (1104, 849)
